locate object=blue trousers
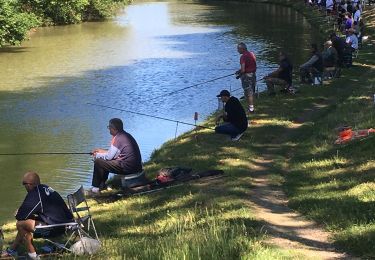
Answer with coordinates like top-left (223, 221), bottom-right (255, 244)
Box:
top-left (215, 123), bottom-right (242, 138)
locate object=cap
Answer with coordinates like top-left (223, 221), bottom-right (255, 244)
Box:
top-left (216, 90), bottom-right (230, 97)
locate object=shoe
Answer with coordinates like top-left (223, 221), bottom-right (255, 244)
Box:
top-left (1, 248), bottom-right (18, 258)
top-left (84, 188), bottom-right (101, 197)
top-left (288, 87), bottom-right (297, 95)
top-left (248, 107), bottom-right (255, 113)
top-left (231, 132), bottom-right (244, 141)
top-left (26, 252), bottom-right (40, 260)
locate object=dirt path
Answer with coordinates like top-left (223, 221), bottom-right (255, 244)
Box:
top-left (249, 108), bottom-right (354, 259)
top-left (250, 157), bottom-right (350, 259)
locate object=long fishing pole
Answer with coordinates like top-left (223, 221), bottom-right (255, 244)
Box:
top-left (86, 103), bottom-right (215, 130)
top-left (145, 73), bottom-right (234, 102)
top-left (0, 152), bottom-right (92, 156)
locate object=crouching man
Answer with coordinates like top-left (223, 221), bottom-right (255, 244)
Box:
top-left (1, 172), bottom-right (73, 259)
top-left (215, 90), bottom-right (248, 141)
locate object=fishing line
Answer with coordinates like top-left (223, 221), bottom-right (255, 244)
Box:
top-left (86, 103), bottom-right (215, 130)
top-left (0, 152), bottom-right (92, 156)
top-left (144, 73), bottom-right (234, 103)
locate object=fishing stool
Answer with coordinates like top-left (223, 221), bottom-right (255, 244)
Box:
top-left (120, 171), bottom-right (148, 189)
top-left (323, 67), bottom-right (339, 79)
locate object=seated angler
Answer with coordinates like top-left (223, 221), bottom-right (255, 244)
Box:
top-left (265, 51), bottom-right (294, 96)
top-left (1, 172), bottom-right (74, 260)
top-left (299, 43), bottom-right (323, 84)
top-left (89, 118), bottom-right (143, 194)
top-left (215, 90), bottom-right (248, 141)
top-left (322, 41), bottom-right (338, 68)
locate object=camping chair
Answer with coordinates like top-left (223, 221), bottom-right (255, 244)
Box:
top-left (33, 221), bottom-right (80, 253)
top-left (33, 186), bottom-right (99, 254)
top-left (67, 186), bottom-right (99, 243)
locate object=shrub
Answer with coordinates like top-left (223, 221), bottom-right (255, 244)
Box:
top-left (0, 0), bottom-right (39, 46)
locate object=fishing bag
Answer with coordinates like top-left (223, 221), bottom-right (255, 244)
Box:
top-left (156, 167), bottom-right (193, 184)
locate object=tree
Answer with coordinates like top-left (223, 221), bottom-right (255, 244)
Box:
top-left (0, 0), bottom-right (39, 46)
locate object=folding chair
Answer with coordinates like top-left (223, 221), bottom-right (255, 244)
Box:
top-left (33, 186), bottom-right (100, 254)
top-left (33, 221), bottom-right (80, 253)
top-left (67, 186), bottom-right (99, 243)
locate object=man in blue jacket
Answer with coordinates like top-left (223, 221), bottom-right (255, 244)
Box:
top-left (2, 172), bottom-right (73, 259)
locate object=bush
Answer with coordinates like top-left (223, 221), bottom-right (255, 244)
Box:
top-left (0, 0), bottom-right (39, 46)
top-left (19, 0), bottom-right (89, 25)
top-left (0, 0), bottom-right (129, 46)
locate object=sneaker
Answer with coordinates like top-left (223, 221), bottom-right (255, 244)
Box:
top-left (27, 252), bottom-right (40, 260)
top-left (231, 132), bottom-right (244, 141)
top-left (84, 187), bottom-right (101, 197)
top-left (1, 248), bottom-right (18, 258)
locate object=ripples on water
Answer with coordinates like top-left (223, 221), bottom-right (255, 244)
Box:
top-left (0, 1), bottom-right (319, 223)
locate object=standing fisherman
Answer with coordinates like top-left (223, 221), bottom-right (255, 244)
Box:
top-left (235, 42), bottom-right (257, 114)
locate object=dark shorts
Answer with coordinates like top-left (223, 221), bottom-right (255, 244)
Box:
top-left (33, 224), bottom-right (66, 238)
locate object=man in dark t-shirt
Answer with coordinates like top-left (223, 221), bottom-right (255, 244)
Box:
top-left (265, 51), bottom-right (294, 96)
top-left (330, 32), bottom-right (346, 67)
top-left (1, 172), bottom-right (73, 259)
top-left (215, 90), bottom-right (248, 141)
top-left (90, 118), bottom-right (143, 194)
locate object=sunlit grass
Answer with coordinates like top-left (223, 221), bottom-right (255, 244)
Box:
top-left (2, 1), bottom-right (375, 258)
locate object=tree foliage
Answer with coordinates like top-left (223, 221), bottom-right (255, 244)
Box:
top-left (0, 0), bottom-right (39, 46)
top-left (0, 0), bottom-right (130, 46)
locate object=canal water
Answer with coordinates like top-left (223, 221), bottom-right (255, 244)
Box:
top-left (0, 0), bottom-right (320, 223)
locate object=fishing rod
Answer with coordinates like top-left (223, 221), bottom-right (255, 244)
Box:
top-left (86, 103), bottom-right (215, 130)
top-left (212, 66), bottom-right (277, 71)
top-left (145, 73), bottom-right (235, 102)
top-left (0, 152), bottom-right (92, 156)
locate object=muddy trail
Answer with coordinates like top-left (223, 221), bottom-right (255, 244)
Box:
top-left (248, 101), bottom-right (354, 259)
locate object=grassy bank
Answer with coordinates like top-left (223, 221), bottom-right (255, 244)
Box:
top-left (2, 0), bottom-right (375, 259)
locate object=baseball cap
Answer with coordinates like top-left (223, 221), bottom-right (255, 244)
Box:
top-left (216, 90), bottom-right (230, 97)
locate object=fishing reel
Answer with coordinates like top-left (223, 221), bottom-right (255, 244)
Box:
top-left (235, 70), bottom-right (242, 79)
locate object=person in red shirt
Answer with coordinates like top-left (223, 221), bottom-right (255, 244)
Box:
top-left (236, 42), bottom-right (257, 113)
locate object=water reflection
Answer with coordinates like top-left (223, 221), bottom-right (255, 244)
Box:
top-left (0, 1), bottom-right (319, 223)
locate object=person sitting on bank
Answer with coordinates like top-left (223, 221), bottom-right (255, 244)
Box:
top-left (322, 41), bottom-right (338, 68)
top-left (299, 43), bottom-right (323, 84)
top-left (1, 172), bottom-right (74, 260)
top-left (89, 118), bottom-right (143, 194)
top-left (215, 90), bottom-right (248, 141)
top-left (265, 51), bottom-right (294, 96)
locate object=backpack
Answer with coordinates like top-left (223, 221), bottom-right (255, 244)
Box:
top-left (156, 167), bottom-right (193, 184)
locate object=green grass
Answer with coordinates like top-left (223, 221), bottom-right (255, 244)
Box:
top-left (2, 1), bottom-right (375, 259)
